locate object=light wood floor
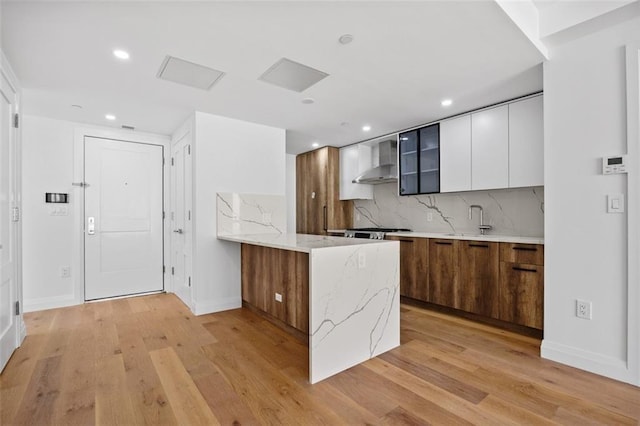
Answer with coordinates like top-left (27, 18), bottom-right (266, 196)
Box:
top-left (1, 294), bottom-right (638, 425)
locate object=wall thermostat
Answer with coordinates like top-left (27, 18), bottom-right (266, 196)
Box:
top-left (602, 155), bottom-right (627, 174)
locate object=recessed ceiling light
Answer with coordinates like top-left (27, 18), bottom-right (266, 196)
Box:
top-left (113, 49), bottom-right (130, 60)
top-left (441, 99), bottom-right (453, 107)
top-left (338, 34), bottom-right (354, 45)
top-left (302, 97), bottom-right (315, 104)
top-left (312, 142), bottom-right (319, 148)
top-left (105, 114), bottom-right (116, 121)
top-left (362, 125), bottom-right (371, 132)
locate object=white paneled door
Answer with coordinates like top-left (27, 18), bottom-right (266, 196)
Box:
top-left (0, 68), bottom-right (19, 373)
top-left (170, 134), bottom-right (192, 307)
top-left (84, 137), bottom-right (164, 301)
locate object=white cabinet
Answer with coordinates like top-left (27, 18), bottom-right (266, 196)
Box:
top-left (339, 144), bottom-right (374, 200)
top-left (440, 115), bottom-right (471, 192)
top-left (509, 95), bottom-right (543, 187)
top-left (471, 105), bottom-right (509, 190)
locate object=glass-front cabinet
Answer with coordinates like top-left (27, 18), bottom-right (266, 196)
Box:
top-left (399, 123), bottom-right (440, 195)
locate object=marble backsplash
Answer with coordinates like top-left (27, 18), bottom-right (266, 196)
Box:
top-left (216, 192), bottom-right (286, 236)
top-left (354, 183), bottom-right (544, 237)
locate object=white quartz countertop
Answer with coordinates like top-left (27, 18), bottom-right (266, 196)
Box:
top-left (217, 233), bottom-right (396, 253)
top-left (386, 231), bottom-right (544, 245)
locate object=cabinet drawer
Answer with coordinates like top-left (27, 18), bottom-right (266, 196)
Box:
top-left (499, 262), bottom-right (543, 329)
top-left (500, 243), bottom-right (543, 265)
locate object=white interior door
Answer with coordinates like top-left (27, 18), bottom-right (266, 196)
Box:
top-left (0, 70), bottom-right (19, 372)
top-left (170, 135), bottom-right (192, 307)
top-left (84, 137), bottom-right (164, 301)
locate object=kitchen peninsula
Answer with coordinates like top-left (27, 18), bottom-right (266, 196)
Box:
top-left (216, 193), bottom-right (400, 384)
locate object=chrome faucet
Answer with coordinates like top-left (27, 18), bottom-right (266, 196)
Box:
top-left (469, 205), bottom-right (492, 235)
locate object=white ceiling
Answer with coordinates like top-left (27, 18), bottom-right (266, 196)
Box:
top-left (1, 1), bottom-right (544, 154)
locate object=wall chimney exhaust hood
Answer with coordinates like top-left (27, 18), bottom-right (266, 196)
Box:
top-left (352, 140), bottom-right (398, 184)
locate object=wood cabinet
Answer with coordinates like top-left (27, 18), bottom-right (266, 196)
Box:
top-left (241, 244), bottom-right (309, 333)
top-left (386, 236), bottom-right (428, 301)
top-left (440, 115), bottom-right (471, 193)
top-left (428, 239), bottom-right (459, 307)
top-left (399, 124), bottom-right (440, 195)
top-left (458, 240), bottom-right (499, 317)
top-left (339, 144), bottom-right (374, 200)
top-left (508, 95), bottom-right (543, 188)
top-left (499, 243), bottom-right (544, 329)
top-left (471, 105), bottom-right (509, 190)
top-left (296, 147), bottom-right (352, 234)
top-left (396, 236), bottom-right (544, 331)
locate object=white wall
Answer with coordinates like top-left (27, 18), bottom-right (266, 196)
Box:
top-left (22, 115), bottom-right (170, 312)
top-left (542, 16), bottom-right (640, 385)
top-left (286, 154), bottom-right (296, 233)
top-left (191, 111), bottom-right (285, 315)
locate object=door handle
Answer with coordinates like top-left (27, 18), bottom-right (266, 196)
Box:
top-left (173, 229), bottom-right (184, 234)
top-left (323, 206), bottom-right (328, 231)
top-left (87, 217), bottom-right (95, 235)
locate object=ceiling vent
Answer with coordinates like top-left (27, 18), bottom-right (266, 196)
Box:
top-left (259, 58), bottom-right (328, 92)
top-left (157, 55), bottom-right (225, 90)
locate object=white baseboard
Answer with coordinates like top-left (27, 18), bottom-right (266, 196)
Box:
top-left (24, 294), bottom-right (80, 313)
top-left (541, 339), bottom-right (637, 386)
top-left (194, 297), bottom-right (241, 316)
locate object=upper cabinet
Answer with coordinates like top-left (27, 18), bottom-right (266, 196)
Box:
top-left (471, 105), bottom-right (510, 190)
top-left (339, 144), bottom-right (374, 200)
top-left (296, 146), bottom-right (353, 235)
top-left (440, 115), bottom-right (471, 193)
top-left (399, 123), bottom-right (440, 196)
top-left (509, 96), bottom-right (543, 188)
top-left (439, 94), bottom-right (543, 193)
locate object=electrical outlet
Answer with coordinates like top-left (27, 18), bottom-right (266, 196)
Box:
top-left (275, 292), bottom-right (283, 303)
top-left (60, 266), bottom-right (71, 278)
top-left (358, 252), bottom-right (366, 269)
top-left (427, 212), bottom-right (433, 222)
top-left (576, 299), bottom-right (592, 319)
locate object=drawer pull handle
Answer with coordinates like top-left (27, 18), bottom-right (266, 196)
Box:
top-left (513, 246), bottom-right (537, 252)
top-left (435, 241), bottom-right (452, 245)
top-left (512, 266), bottom-right (538, 273)
top-left (469, 243), bottom-right (489, 248)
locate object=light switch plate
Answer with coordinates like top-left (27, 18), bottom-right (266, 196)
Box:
top-left (607, 194), bottom-right (625, 213)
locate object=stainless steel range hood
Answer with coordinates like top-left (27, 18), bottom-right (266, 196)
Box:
top-left (352, 140), bottom-right (397, 184)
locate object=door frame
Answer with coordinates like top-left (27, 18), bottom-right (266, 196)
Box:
top-left (169, 128), bottom-right (194, 310)
top-left (72, 128), bottom-right (170, 304)
top-left (625, 43), bottom-right (640, 386)
top-left (0, 51), bottom-right (25, 353)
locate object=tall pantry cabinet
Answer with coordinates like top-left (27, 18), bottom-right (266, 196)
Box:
top-left (296, 147), bottom-right (353, 234)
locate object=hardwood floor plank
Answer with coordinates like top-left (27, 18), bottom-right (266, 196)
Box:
top-left (193, 370), bottom-right (261, 426)
top-left (149, 347), bottom-right (219, 426)
top-left (51, 324), bottom-right (96, 425)
top-left (364, 357), bottom-right (502, 425)
top-left (95, 354), bottom-right (143, 426)
top-left (378, 350), bottom-right (488, 404)
top-left (11, 355), bottom-right (63, 425)
top-left (116, 320), bottom-right (178, 425)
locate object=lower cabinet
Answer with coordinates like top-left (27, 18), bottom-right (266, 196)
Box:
top-left (428, 239), bottom-right (460, 307)
top-left (396, 237), bottom-right (544, 331)
top-left (458, 241), bottom-right (499, 318)
top-left (386, 236), bottom-right (428, 301)
top-left (498, 243), bottom-right (544, 329)
top-left (241, 244), bottom-right (309, 333)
